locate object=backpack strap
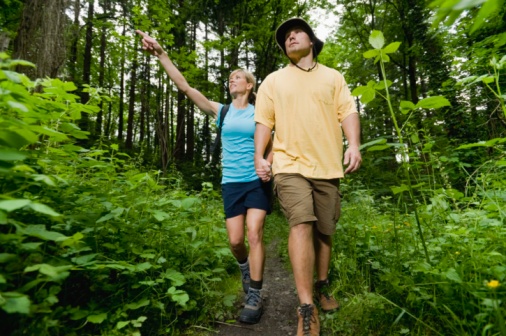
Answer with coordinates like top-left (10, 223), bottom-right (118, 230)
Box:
top-left (211, 104), bottom-right (231, 152)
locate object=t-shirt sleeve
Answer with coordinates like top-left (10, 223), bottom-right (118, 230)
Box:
top-left (335, 73), bottom-right (358, 123)
top-left (254, 76), bottom-right (275, 129)
top-left (215, 103), bottom-right (224, 127)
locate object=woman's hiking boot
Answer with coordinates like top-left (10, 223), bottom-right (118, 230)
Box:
top-left (315, 279), bottom-right (339, 312)
top-left (238, 260), bottom-right (250, 294)
top-left (297, 303), bottom-right (319, 336)
top-left (238, 288), bottom-right (263, 324)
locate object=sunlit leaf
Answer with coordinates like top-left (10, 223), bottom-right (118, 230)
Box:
top-left (415, 96), bottom-right (451, 109)
top-left (374, 80), bottom-right (392, 90)
top-left (87, 313), bottom-right (107, 324)
top-left (470, 0), bottom-right (503, 34)
top-left (400, 100), bottom-right (416, 114)
top-left (363, 49), bottom-right (379, 59)
top-left (369, 30), bottom-right (385, 49)
top-left (383, 42), bottom-right (401, 53)
top-left (367, 144), bottom-right (392, 151)
top-left (0, 199), bottom-right (31, 212)
top-left (28, 202), bottom-right (61, 217)
top-left (359, 138), bottom-right (387, 151)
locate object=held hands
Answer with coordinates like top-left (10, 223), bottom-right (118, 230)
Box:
top-left (136, 30), bottom-right (164, 57)
top-left (343, 146), bottom-right (362, 174)
top-left (255, 157), bottom-right (272, 182)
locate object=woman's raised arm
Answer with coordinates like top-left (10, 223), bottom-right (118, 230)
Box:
top-left (136, 30), bottom-right (219, 118)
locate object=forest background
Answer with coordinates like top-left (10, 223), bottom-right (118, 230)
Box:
top-left (1, 0), bottom-right (506, 335)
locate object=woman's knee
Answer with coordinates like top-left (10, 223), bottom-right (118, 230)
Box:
top-left (247, 228), bottom-right (263, 247)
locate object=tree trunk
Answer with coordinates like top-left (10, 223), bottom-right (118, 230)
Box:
top-left (13, 0), bottom-right (68, 79)
top-left (95, 0), bottom-right (110, 138)
top-left (117, 19), bottom-right (126, 143)
top-left (125, 54), bottom-right (138, 151)
top-left (78, 0), bottom-right (94, 137)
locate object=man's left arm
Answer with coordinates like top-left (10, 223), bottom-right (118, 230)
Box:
top-left (341, 113), bottom-right (362, 174)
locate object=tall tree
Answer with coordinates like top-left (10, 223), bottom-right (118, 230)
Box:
top-left (13, 0), bottom-right (68, 79)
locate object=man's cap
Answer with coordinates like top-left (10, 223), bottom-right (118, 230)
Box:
top-left (275, 17), bottom-right (324, 57)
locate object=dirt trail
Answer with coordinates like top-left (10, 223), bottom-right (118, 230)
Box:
top-left (215, 238), bottom-right (299, 335)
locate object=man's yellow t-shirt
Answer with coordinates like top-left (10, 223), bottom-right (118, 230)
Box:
top-left (255, 64), bottom-right (357, 179)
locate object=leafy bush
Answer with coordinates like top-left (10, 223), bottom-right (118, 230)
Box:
top-left (0, 54), bottom-right (239, 335)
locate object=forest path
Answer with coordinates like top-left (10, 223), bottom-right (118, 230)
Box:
top-left (215, 237), bottom-right (299, 335)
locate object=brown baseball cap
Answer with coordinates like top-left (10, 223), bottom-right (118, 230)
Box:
top-left (275, 17), bottom-right (324, 57)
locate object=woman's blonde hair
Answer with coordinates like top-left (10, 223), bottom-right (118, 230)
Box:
top-left (230, 69), bottom-right (256, 105)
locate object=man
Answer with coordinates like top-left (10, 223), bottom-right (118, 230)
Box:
top-left (254, 18), bottom-right (361, 336)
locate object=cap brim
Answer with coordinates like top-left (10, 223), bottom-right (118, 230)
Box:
top-left (275, 18), bottom-right (324, 57)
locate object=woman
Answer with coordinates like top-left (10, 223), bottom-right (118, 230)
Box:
top-left (136, 30), bottom-right (271, 324)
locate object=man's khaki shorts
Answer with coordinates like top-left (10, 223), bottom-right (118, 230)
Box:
top-left (273, 173), bottom-right (341, 235)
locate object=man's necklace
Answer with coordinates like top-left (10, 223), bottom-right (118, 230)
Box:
top-left (292, 61), bottom-right (318, 72)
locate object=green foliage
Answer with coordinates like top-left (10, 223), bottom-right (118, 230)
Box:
top-left (430, 0), bottom-right (505, 34)
top-left (324, 29), bottom-right (506, 335)
top-left (0, 56), bottom-right (241, 335)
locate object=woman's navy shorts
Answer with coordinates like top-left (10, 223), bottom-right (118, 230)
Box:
top-left (221, 178), bottom-right (273, 219)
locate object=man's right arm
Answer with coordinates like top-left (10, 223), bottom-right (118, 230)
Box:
top-left (254, 123), bottom-right (272, 182)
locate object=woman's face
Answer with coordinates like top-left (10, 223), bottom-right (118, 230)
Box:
top-left (229, 71), bottom-right (253, 95)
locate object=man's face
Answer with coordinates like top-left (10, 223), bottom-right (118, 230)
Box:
top-left (284, 26), bottom-right (312, 57)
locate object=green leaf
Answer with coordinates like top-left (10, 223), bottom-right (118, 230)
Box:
top-left (400, 100), bottom-right (416, 114)
top-left (6, 101), bottom-right (29, 112)
top-left (373, 80), bottom-right (392, 90)
top-left (167, 287), bottom-right (189, 307)
top-left (444, 268), bottom-right (462, 283)
top-left (0, 130), bottom-right (34, 148)
top-left (181, 197), bottom-right (198, 210)
top-left (116, 321), bottom-right (130, 330)
top-left (21, 225), bottom-right (67, 241)
top-left (0, 149), bottom-right (27, 162)
top-left (363, 49), bottom-right (379, 59)
top-left (351, 86), bottom-right (369, 96)
top-left (28, 126), bottom-right (68, 141)
top-left (457, 137), bottom-right (506, 149)
top-left (359, 138), bottom-right (387, 151)
top-left (367, 144), bottom-right (392, 151)
top-left (134, 262), bottom-right (152, 272)
top-left (164, 269), bottom-right (186, 286)
top-left (415, 96), bottom-right (451, 109)
top-left (152, 210), bottom-right (171, 221)
top-left (0, 199), bottom-right (31, 212)
top-left (411, 133), bottom-right (420, 144)
top-left (125, 298), bottom-right (150, 310)
top-left (0, 292), bottom-right (31, 314)
top-left (0, 253), bottom-right (17, 263)
top-left (480, 76), bottom-right (495, 84)
top-left (383, 42), bottom-right (401, 53)
top-left (27, 203), bottom-right (61, 217)
top-left (391, 184), bottom-right (409, 194)
top-left (470, 0), bottom-right (502, 34)
top-left (359, 89), bottom-right (376, 104)
top-left (87, 313), bottom-right (107, 324)
top-left (369, 30), bottom-right (385, 49)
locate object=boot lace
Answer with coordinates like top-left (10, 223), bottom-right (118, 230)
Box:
top-left (298, 304), bottom-right (316, 335)
top-left (245, 289), bottom-right (261, 306)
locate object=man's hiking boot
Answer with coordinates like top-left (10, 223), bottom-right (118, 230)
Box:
top-left (239, 288), bottom-right (263, 324)
top-left (297, 303), bottom-right (319, 336)
top-left (239, 261), bottom-right (250, 294)
top-left (315, 279), bottom-right (339, 312)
